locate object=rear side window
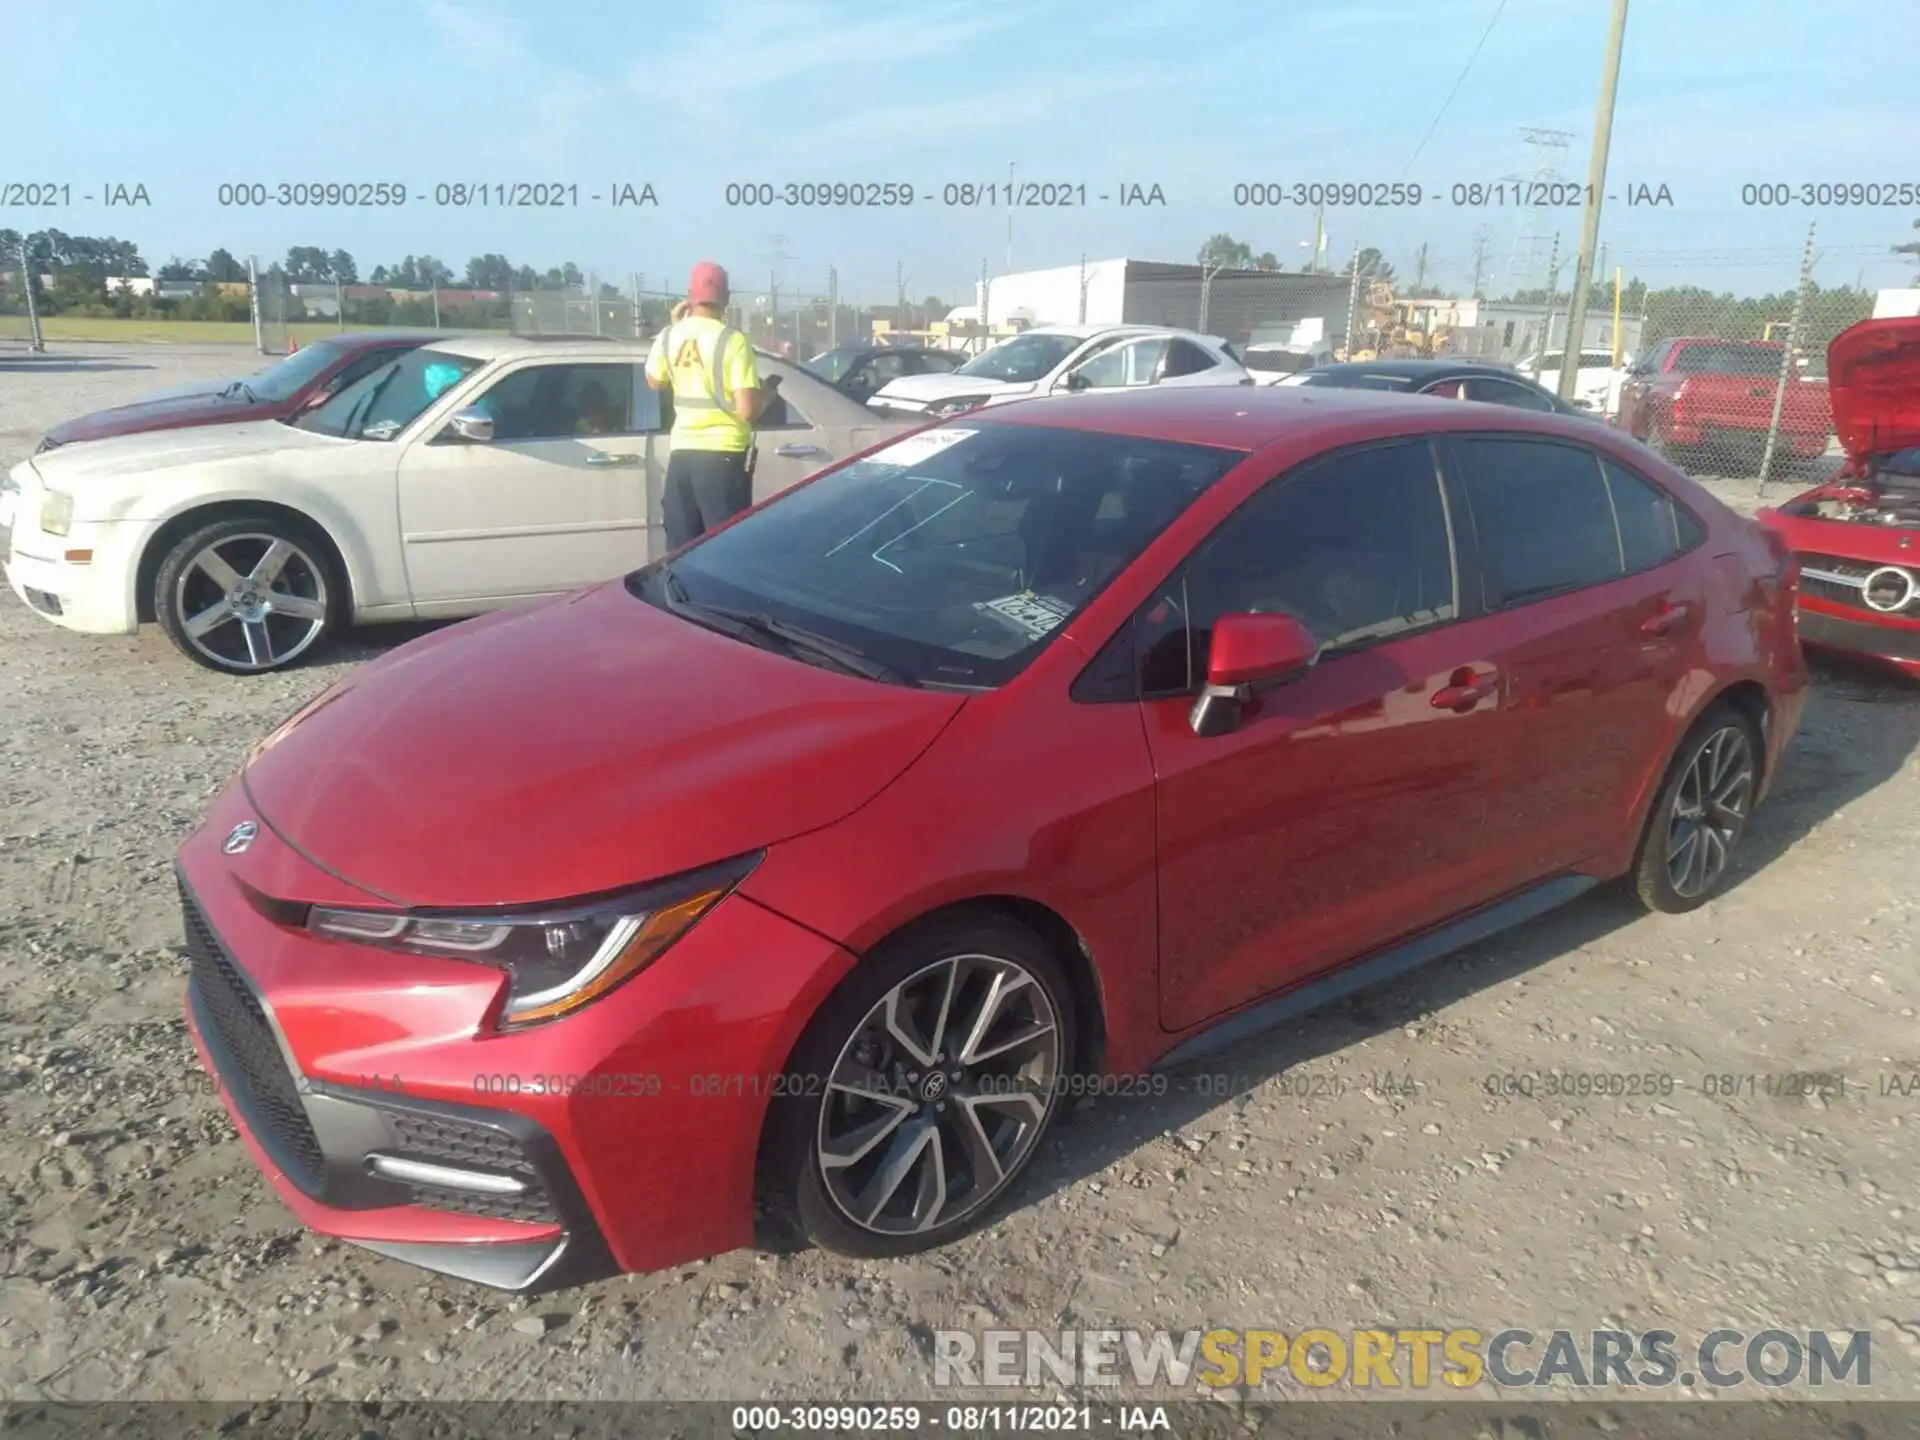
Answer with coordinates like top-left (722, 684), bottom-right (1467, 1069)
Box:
top-left (1603, 458), bottom-right (1702, 570)
top-left (1161, 340), bottom-right (1219, 378)
top-left (1464, 377), bottom-right (1559, 412)
top-left (1454, 438), bottom-right (1623, 607)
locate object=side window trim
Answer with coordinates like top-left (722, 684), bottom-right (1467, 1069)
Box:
top-left (1118, 436), bottom-right (1464, 702)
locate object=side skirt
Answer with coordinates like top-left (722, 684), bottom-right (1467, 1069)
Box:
top-left (1154, 874), bottom-right (1597, 1069)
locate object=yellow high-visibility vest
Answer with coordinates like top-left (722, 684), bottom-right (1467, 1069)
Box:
top-left (646, 315), bottom-right (758, 453)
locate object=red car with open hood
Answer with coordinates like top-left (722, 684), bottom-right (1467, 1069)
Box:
top-left (1758, 317), bottom-right (1920, 679)
top-left (175, 385), bottom-right (1806, 1291)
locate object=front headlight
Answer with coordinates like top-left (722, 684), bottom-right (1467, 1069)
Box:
top-left (306, 853), bottom-right (760, 1028)
top-left (40, 490), bottom-right (73, 537)
top-left (927, 396), bottom-right (990, 418)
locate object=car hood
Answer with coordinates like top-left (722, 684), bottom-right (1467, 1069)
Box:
top-left (240, 582), bottom-right (967, 908)
top-left (1828, 317), bottom-right (1920, 461)
top-left (43, 389), bottom-right (274, 445)
top-left (871, 371), bottom-right (1027, 404)
top-left (31, 419), bottom-right (338, 486)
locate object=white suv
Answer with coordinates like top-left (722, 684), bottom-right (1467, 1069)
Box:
top-left (865, 324), bottom-right (1252, 419)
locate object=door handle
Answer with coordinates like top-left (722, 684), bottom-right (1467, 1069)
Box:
top-left (774, 442), bottom-right (824, 458)
top-left (1639, 602), bottom-right (1689, 636)
top-left (585, 452), bottom-right (642, 466)
top-left (1430, 668), bottom-right (1498, 712)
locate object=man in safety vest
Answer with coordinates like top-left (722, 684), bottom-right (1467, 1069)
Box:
top-left (646, 261), bottom-right (762, 548)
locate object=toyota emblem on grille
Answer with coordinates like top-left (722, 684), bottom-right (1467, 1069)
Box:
top-left (1861, 565), bottom-right (1919, 615)
top-left (223, 821), bottom-right (259, 855)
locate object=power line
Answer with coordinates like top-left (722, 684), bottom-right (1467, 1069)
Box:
top-left (1401, 0), bottom-right (1511, 177)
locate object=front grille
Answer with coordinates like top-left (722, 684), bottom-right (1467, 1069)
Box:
top-left (181, 880), bottom-right (327, 1192)
top-left (1797, 553), bottom-right (1916, 615)
top-left (385, 1109), bottom-right (557, 1224)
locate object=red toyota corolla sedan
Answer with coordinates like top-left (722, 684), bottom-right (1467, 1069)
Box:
top-left (1758, 316), bottom-right (1920, 680)
top-left (176, 385), bottom-right (1806, 1291)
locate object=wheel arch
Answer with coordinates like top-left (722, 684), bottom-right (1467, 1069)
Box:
top-left (134, 498), bottom-right (356, 624)
top-left (749, 892), bottom-right (1111, 1189)
top-left (1618, 675), bottom-right (1774, 880)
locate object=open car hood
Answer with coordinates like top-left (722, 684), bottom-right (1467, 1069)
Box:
top-left (1828, 317), bottom-right (1920, 461)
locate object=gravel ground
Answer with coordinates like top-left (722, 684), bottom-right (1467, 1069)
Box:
top-left (3, 343), bottom-right (1919, 1405)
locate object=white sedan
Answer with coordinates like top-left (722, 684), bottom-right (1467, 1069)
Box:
top-left (864, 324), bottom-right (1253, 419)
top-left (2, 334), bottom-right (902, 673)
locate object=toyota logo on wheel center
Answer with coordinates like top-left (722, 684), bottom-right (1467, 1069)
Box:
top-left (919, 1071), bottom-right (949, 1103)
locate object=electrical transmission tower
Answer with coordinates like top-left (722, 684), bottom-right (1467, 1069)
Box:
top-left (1505, 127), bottom-right (1574, 285)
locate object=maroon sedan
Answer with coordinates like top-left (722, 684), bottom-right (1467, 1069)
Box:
top-left (35, 331), bottom-right (443, 453)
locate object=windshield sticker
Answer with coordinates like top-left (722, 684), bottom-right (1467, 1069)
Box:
top-left (863, 427), bottom-right (977, 469)
top-left (975, 591), bottom-right (1074, 641)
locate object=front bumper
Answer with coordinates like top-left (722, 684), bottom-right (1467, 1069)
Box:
top-left (4, 520), bottom-right (142, 634)
top-left (177, 783), bottom-right (862, 1288)
top-left (1794, 602), bottom-right (1920, 678)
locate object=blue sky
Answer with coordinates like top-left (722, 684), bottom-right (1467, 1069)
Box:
top-left (5, 0), bottom-right (1915, 301)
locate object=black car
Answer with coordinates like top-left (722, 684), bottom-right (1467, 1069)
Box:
top-left (802, 344), bottom-right (963, 404)
top-left (1285, 359), bottom-right (1590, 416)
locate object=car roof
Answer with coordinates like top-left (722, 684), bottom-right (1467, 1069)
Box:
top-left (425, 333), bottom-right (649, 362)
top-left (1304, 358), bottom-right (1518, 380)
top-left (1019, 323), bottom-right (1220, 344)
top-left (325, 330), bottom-right (448, 350)
top-left (978, 382), bottom-right (1604, 450)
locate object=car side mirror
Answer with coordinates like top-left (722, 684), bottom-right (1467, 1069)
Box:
top-left (448, 407), bottom-right (494, 443)
top-left (1189, 612), bottom-right (1320, 737)
top-left (1062, 371), bottom-right (1092, 393)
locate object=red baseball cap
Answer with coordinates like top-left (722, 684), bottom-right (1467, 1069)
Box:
top-left (688, 261), bottom-right (730, 305)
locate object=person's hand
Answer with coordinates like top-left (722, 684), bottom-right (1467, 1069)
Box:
top-left (670, 300), bottom-right (690, 323)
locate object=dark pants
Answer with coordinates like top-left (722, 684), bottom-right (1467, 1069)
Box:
top-left (663, 448), bottom-right (753, 549)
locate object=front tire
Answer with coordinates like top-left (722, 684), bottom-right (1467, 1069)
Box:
top-left (1631, 704), bottom-right (1762, 913)
top-left (153, 513), bottom-right (341, 674)
top-left (765, 913), bottom-right (1075, 1260)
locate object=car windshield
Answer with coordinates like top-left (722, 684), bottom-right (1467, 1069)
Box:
top-left (1673, 344), bottom-right (1784, 376)
top-left (805, 349), bottom-right (857, 383)
top-left (239, 341), bottom-right (346, 403)
top-left (292, 347), bottom-right (484, 440)
top-left (955, 334), bottom-right (1083, 383)
top-left (631, 422), bottom-right (1244, 688)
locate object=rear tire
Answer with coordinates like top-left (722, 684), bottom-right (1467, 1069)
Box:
top-left (1631, 704), bottom-right (1763, 913)
top-left (154, 512), bottom-right (342, 674)
top-left (763, 912), bottom-right (1076, 1260)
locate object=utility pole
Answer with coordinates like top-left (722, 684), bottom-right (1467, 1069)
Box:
top-left (828, 266), bottom-right (839, 348)
top-left (1007, 161), bottom-right (1016, 273)
top-left (1312, 204), bottom-right (1326, 273)
top-left (1535, 232), bottom-right (1562, 372)
top-left (1759, 223), bottom-right (1817, 495)
top-left (1412, 242), bottom-right (1432, 292)
top-left (247, 254), bottom-right (264, 353)
top-left (979, 257), bottom-right (991, 354)
top-left (1468, 225), bottom-right (1493, 299)
top-left (1558, 0), bottom-right (1630, 403)
top-left (1344, 242), bottom-right (1364, 359)
top-left (19, 236), bottom-right (44, 352)
top-left (1078, 253), bottom-right (1088, 324)
top-left (896, 261), bottom-right (906, 332)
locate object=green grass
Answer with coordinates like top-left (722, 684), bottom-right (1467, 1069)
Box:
top-left (3, 317), bottom-right (496, 345)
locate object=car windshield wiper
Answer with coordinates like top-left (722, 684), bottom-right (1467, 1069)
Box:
top-left (662, 570), bottom-right (910, 685)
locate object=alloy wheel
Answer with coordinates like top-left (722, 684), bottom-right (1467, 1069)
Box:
top-left (172, 533), bottom-right (330, 671)
top-left (1665, 724), bottom-right (1755, 899)
top-left (816, 954), bottom-right (1062, 1237)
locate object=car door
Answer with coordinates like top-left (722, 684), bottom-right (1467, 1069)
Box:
top-left (748, 360), bottom-right (889, 503)
top-left (1139, 439), bottom-right (1518, 1032)
top-left (1439, 435), bottom-right (1708, 876)
top-left (396, 360), bottom-right (654, 611)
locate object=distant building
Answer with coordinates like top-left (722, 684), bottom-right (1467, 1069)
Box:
top-left (1873, 288), bottom-right (1920, 319)
top-left (973, 258), bottom-right (1355, 350)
